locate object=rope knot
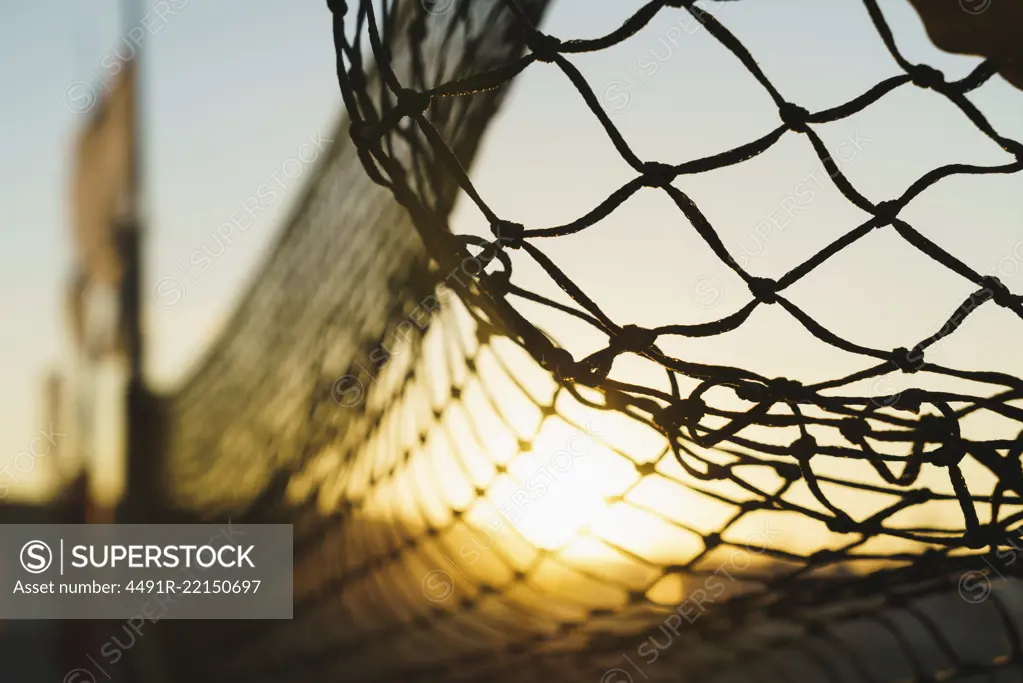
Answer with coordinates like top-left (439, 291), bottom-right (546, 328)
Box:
top-left (872, 200), bottom-right (899, 226)
top-left (635, 462), bottom-right (658, 477)
top-left (906, 488), bottom-right (932, 504)
top-left (923, 443), bottom-right (967, 468)
top-left (541, 347), bottom-right (580, 383)
top-left (397, 88), bottom-right (432, 116)
top-left (965, 524), bottom-right (1005, 550)
top-left (654, 398), bottom-right (705, 433)
top-left (492, 219), bottom-right (525, 249)
top-left (779, 102), bottom-right (810, 133)
top-left (918, 413), bottom-right (959, 444)
top-left (768, 377), bottom-right (804, 401)
top-left (790, 434), bottom-right (818, 462)
top-left (910, 64), bottom-right (944, 89)
top-left (890, 387), bottom-right (924, 413)
top-left (349, 121), bottom-right (377, 148)
top-left (891, 346), bottom-right (925, 373)
top-left (917, 414), bottom-right (966, 468)
top-left (485, 268), bottom-right (512, 297)
top-left (810, 548), bottom-right (837, 563)
top-left (838, 418), bottom-right (870, 443)
top-left (641, 161), bottom-right (677, 188)
top-left (774, 461), bottom-right (802, 481)
top-left (735, 381), bottom-right (769, 403)
top-left (981, 275), bottom-right (1014, 308)
top-left (826, 514), bottom-right (858, 534)
top-left (612, 324), bottom-right (657, 354)
top-left (527, 32), bottom-right (562, 63)
top-left (748, 277), bottom-right (779, 304)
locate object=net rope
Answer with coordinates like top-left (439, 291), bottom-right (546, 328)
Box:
top-left (150, 1), bottom-right (1023, 681)
top-left (330, 0), bottom-right (1023, 558)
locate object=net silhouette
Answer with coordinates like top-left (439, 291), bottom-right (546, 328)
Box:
top-left (150, 1), bottom-right (1023, 681)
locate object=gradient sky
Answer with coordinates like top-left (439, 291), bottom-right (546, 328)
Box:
top-left (1, 0), bottom-right (1021, 501)
top-left (0, 0), bottom-right (340, 499)
top-left (454, 0), bottom-right (1023, 443)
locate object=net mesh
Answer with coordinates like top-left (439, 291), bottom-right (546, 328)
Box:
top-left (147, 0), bottom-right (1023, 681)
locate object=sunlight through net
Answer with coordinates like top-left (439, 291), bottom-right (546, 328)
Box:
top-left (150, 1), bottom-right (1023, 681)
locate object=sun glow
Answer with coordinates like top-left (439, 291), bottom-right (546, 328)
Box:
top-left (494, 416), bottom-right (639, 550)
top-left (343, 301), bottom-right (973, 614)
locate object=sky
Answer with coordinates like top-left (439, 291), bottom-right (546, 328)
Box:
top-left (0, 0), bottom-right (341, 500)
top-left (435, 0), bottom-right (1023, 560)
top-left (0, 0), bottom-right (1021, 504)
top-left (452, 0), bottom-right (1023, 438)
